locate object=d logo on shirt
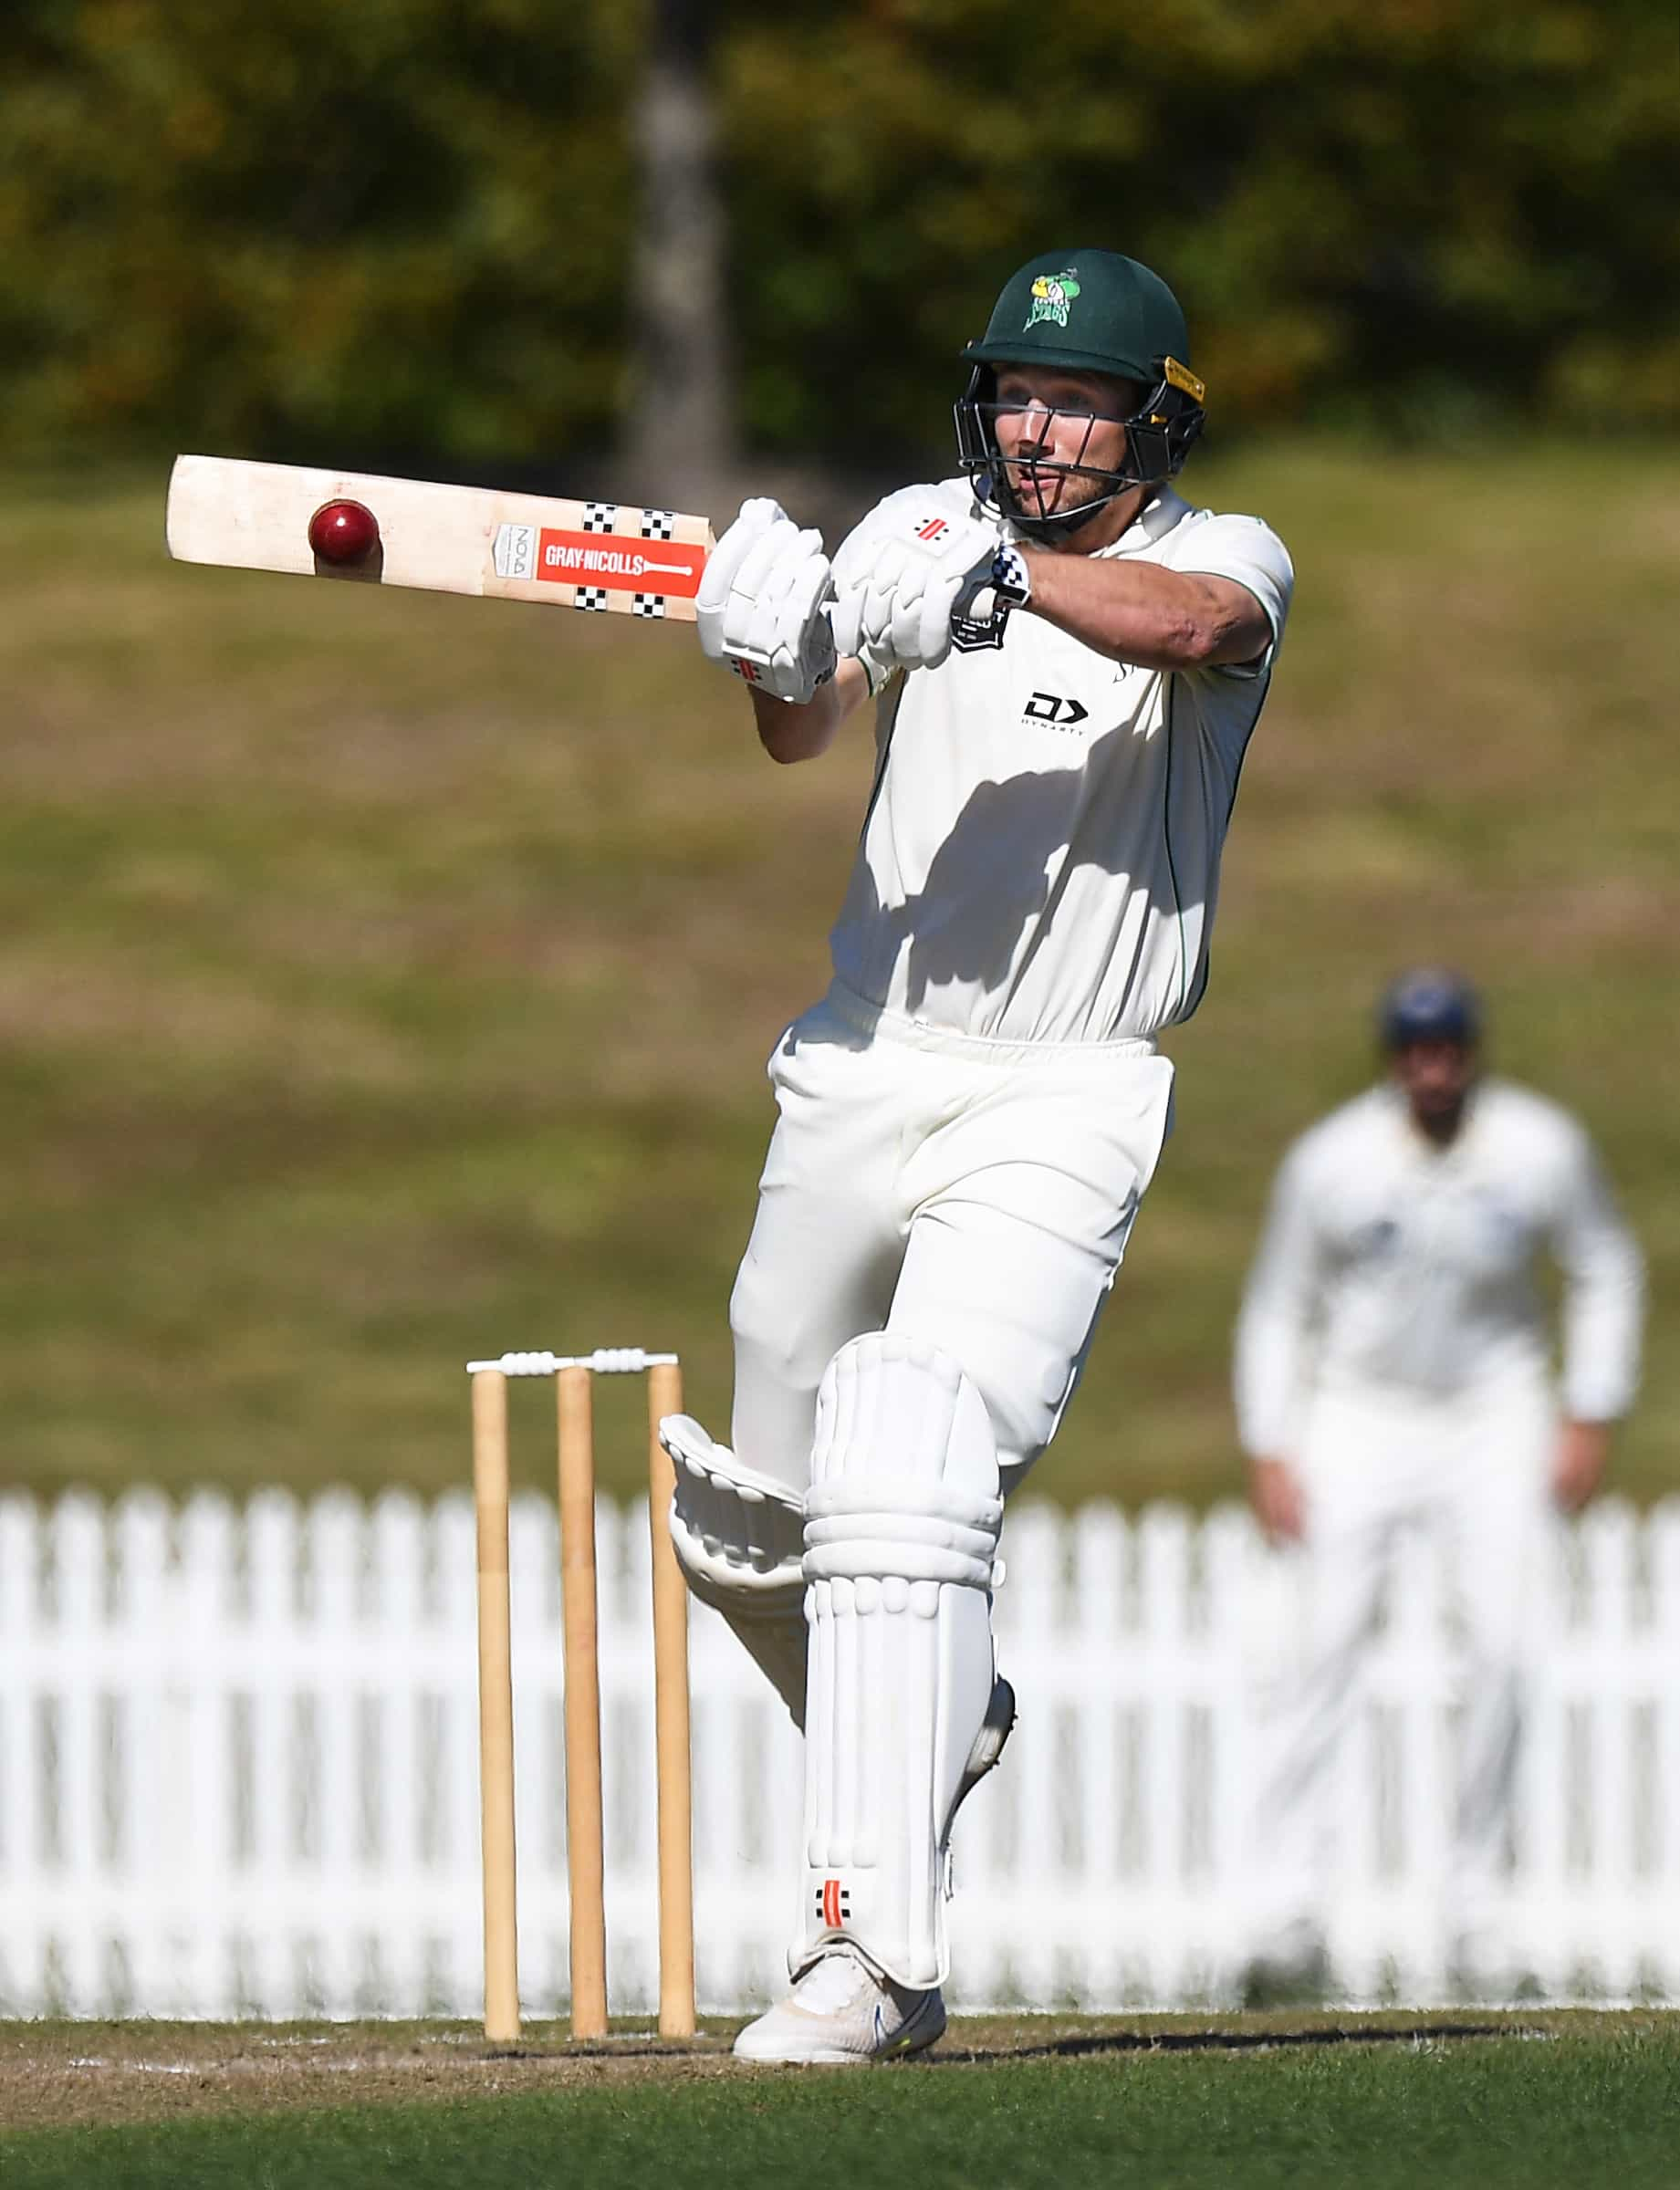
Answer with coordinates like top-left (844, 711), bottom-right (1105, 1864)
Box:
top-left (1023, 691), bottom-right (1090, 727)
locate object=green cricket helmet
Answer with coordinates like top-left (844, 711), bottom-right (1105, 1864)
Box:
top-left (955, 249), bottom-right (1206, 542)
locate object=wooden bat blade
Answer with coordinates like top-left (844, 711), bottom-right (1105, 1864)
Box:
top-left (165, 456), bottom-right (715, 622)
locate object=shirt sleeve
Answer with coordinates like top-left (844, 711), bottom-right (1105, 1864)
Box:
top-left (1165, 513), bottom-right (1295, 681)
top-left (1550, 1125), bottom-right (1644, 1420)
top-left (1233, 1138), bottom-right (1329, 1457)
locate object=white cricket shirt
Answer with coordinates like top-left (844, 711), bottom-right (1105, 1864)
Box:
top-left (829, 480), bottom-right (1293, 1043)
top-left (1234, 1079), bottom-right (1645, 1455)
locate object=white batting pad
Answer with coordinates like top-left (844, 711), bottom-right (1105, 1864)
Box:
top-left (661, 1414), bottom-right (809, 1726)
top-left (798, 1333), bottom-right (1003, 1987)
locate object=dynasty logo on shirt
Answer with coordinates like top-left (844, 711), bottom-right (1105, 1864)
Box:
top-left (1022, 690), bottom-right (1090, 729)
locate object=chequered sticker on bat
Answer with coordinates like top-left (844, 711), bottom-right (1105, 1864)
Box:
top-left (631, 595), bottom-right (667, 619)
top-left (581, 503), bottom-right (618, 533)
top-left (574, 587), bottom-right (609, 612)
top-left (640, 509), bottom-right (675, 540)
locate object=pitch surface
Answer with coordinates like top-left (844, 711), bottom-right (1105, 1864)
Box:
top-left (3, 2012), bottom-right (1676, 2187)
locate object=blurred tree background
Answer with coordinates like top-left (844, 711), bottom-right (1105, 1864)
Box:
top-left (2, 0), bottom-right (1675, 470)
top-left (0, 2), bottom-right (1675, 1504)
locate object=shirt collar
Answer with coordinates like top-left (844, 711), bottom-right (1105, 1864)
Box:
top-left (1379, 1075), bottom-right (1483, 1156)
top-left (1092, 486), bottom-right (1193, 558)
top-left (995, 485), bottom-right (1192, 557)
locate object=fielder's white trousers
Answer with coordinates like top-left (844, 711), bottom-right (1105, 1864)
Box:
top-left (728, 985), bottom-right (1176, 1498)
top-left (1253, 1375), bottom-right (1557, 1940)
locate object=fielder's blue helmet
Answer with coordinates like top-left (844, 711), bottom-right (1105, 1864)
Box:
top-left (1379, 968), bottom-right (1482, 1050)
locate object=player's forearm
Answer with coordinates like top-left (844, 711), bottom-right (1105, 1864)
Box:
top-left (1248, 1455), bottom-right (1307, 1544)
top-left (1019, 550), bottom-right (1267, 672)
top-left (751, 656), bottom-right (870, 763)
top-left (1553, 1417), bottom-right (1614, 1513)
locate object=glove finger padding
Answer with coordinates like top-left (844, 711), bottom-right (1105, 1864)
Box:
top-left (917, 572), bottom-right (966, 671)
top-left (726, 519), bottom-right (806, 620)
top-left (830, 490), bottom-right (1004, 674)
top-left (755, 528), bottom-right (826, 618)
top-left (880, 551), bottom-right (949, 671)
top-left (696, 495), bottom-right (788, 600)
top-left (916, 527), bottom-right (1003, 668)
top-left (713, 520), bottom-right (805, 658)
top-left (696, 499), bottom-right (801, 657)
top-left (719, 533), bottom-right (837, 704)
top-left (850, 540), bottom-right (909, 657)
top-left (829, 585), bottom-right (865, 662)
top-left (766, 548), bottom-right (837, 701)
top-left (774, 546), bottom-right (838, 684)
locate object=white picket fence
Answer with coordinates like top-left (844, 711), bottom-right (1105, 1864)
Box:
top-left (2, 1488), bottom-right (1678, 2019)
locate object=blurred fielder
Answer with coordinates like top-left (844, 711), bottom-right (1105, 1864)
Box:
top-left (1235, 970), bottom-right (1644, 1994)
top-left (659, 248), bottom-right (1294, 2060)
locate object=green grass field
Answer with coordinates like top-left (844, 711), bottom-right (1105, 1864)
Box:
top-left (2, 447), bottom-right (1675, 1506)
top-left (3, 2014), bottom-right (1677, 2189)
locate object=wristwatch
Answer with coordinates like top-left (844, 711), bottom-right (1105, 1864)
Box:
top-left (989, 543), bottom-right (1033, 607)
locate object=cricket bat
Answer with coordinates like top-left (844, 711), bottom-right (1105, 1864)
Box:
top-left (165, 455), bottom-right (715, 621)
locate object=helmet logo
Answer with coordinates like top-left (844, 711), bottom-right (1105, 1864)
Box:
top-left (1025, 268), bottom-right (1080, 330)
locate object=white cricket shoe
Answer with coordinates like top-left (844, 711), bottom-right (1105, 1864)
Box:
top-left (733, 1944), bottom-right (946, 2065)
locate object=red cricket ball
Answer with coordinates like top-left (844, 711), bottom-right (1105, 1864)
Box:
top-left (308, 498), bottom-right (381, 565)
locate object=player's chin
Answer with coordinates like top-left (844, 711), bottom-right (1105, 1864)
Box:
top-left (1007, 470), bottom-right (1070, 520)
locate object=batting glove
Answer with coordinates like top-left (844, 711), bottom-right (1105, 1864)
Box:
top-left (697, 497), bottom-right (837, 704)
top-left (830, 489), bottom-right (1030, 673)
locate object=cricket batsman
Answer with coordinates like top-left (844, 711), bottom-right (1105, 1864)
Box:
top-left (1235, 971), bottom-right (1644, 1995)
top-left (660, 249), bottom-right (1295, 2060)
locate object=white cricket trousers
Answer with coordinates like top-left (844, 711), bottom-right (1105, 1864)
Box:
top-left (728, 986), bottom-right (1176, 1498)
top-left (1254, 1375), bottom-right (1557, 1933)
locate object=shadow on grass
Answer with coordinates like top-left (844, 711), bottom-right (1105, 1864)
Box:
top-left (938, 2020), bottom-right (1523, 2066)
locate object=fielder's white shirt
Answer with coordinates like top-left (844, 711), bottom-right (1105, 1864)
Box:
top-left (1234, 1079), bottom-right (1644, 1455)
top-left (830, 480), bottom-right (1294, 1043)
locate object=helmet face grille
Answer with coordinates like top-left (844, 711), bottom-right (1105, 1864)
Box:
top-left (953, 365), bottom-right (1204, 542)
